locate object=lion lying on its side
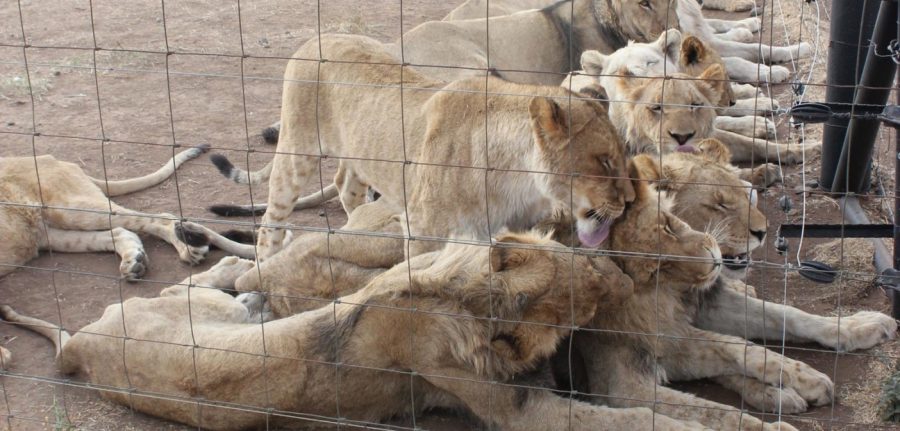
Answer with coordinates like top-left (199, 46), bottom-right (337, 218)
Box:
top-left (0, 145), bottom-right (254, 282)
top-left (3, 239), bottom-right (716, 431)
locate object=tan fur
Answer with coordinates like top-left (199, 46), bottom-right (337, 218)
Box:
top-left (0, 148), bottom-right (253, 282)
top-left (236, 141), bottom-right (895, 417)
top-left (397, 0), bottom-right (677, 85)
top-left (251, 34), bottom-right (634, 260)
top-left (1, 243), bottom-right (711, 431)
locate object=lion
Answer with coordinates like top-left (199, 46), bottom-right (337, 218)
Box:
top-left (234, 140), bottom-right (896, 417)
top-left (0, 145), bottom-right (255, 283)
top-left (214, 34), bottom-right (634, 260)
top-left (442, 0), bottom-right (806, 84)
top-left (1, 238), bottom-right (713, 431)
top-left (540, 142), bottom-right (894, 416)
top-left (584, 53), bottom-right (819, 165)
top-left (395, 0), bottom-right (678, 86)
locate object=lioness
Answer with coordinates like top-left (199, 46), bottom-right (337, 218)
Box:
top-left (2, 240), bottom-right (707, 431)
top-left (0, 145), bottom-right (254, 282)
top-left (222, 34), bottom-right (633, 260)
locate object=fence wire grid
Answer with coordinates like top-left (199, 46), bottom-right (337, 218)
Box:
top-left (0, 0), bottom-right (898, 430)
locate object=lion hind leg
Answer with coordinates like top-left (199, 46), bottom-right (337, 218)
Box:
top-left (39, 227), bottom-right (147, 280)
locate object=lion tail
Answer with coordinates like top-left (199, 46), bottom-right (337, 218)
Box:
top-left (0, 304), bottom-right (71, 364)
top-left (89, 144), bottom-right (210, 197)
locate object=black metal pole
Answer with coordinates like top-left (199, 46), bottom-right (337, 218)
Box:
top-left (820, 0), bottom-right (881, 190)
top-left (832, 0), bottom-right (900, 194)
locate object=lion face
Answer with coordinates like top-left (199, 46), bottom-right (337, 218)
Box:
top-left (678, 35), bottom-right (735, 109)
top-left (661, 140), bottom-right (767, 279)
top-left (529, 96), bottom-right (635, 248)
top-left (605, 0), bottom-right (679, 43)
top-left (610, 155), bottom-right (722, 289)
top-left (622, 66), bottom-right (724, 154)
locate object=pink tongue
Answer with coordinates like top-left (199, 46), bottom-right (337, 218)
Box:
top-left (578, 218), bottom-right (614, 248)
top-left (676, 144), bottom-right (697, 153)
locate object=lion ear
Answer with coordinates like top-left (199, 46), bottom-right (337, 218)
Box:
top-left (655, 29), bottom-right (682, 63)
top-left (581, 50), bottom-right (608, 76)
top-left (696, 138), bottom-right (731, 165)
top-left (577, 83), bottom-right (609, 110)
top-left (489, 242), bottom-right (532, 273)
top-left (529, 97), bottom-right (568, 145)
top-left (697, 64), bottom-right (727, 103)
top-left (680, 34), bottom-right (707, 67)
top-left (628, 154), bottom-right (663, 201)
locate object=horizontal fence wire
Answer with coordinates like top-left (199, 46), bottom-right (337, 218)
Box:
top-left (0, 0), bottom-right (898, 430)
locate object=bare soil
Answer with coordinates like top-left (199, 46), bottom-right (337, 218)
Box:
top-left (1, 0), bottom-right (898, 430)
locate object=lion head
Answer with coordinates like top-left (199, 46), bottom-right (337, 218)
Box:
top-left (603, 0), bottom-right (680, 43)
top-left (578, 29), bottom-right (734, 112)
top-left (528, 94), bottom-right (635, 248)
top-left (657, 139), bottom-right (767, 279)
top-left (678, 34), bottom-right (735, 109)
top-left (401, 231), bottom-right (633, 379)
top-left (618, 65), bottom-right (725, 154)
top-left (608, 154), bottom-right (722, 289)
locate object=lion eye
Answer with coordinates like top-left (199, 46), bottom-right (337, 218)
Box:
top-left (639, 0), bottom-right (651, 9)
top-left (602, 159), bottom-right (612, 170)
top-left (690, 102), bottom-right (703, 111)
top-left (649, 104), bottom-right (663, 113)
top-left (717, 202), bottom-right (729, 210)
top-left (663, 222), bottom-right (676, 236)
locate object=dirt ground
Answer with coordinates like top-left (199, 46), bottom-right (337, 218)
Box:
top-left (1, 0), bottom-right (898, 430)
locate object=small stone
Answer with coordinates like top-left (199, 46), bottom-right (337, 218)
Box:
top-left (5, 121), bottom-right (14, 126)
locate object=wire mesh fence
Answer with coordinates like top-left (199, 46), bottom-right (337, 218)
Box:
top-left (0, 0), bottom-right (898, 430)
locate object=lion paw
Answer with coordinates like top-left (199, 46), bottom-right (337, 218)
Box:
top-left (783, 362), bottom-right (833, 407)
top-left (744, 385), bottom-right (807, 414)
top-left (120, 251), bottom-right (148, 281)
top-left (766, 66), bottom-right (791, 84)
top-left (751, 163), bottom-right (782, 188)
top-left (827, 311), bottom-right (898, 351)
top-left (797, 42), bottom-right (812, 59)
top-left (780, 142), bottom-right (821, 164)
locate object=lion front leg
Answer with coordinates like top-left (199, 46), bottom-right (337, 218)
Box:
top-left (712, 129), bottom-right (821, 164)
top-left (257, 152), bottom-right (319, 261)
top-left (701, 0), bottom-right (756, 12)
top-left (713, 374), bottom-right (809, 413)
top-left (697, 286), bottom-right (898, 352)
top-left (577, 335), bottom-right (793, 431)
top-left (419, 367), bottom-right (703, 431)
top-left (723, 57), bottom-right (791, 84)
top-left (714, 116), bottom-right (775, 139)
top-left (661, 327), bottom-right (833, 411)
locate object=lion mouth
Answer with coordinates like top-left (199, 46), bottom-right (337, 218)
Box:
top-left (723, 253), bottom-right (750, 270)
top-left (675, 144), bottom-right (697, 153)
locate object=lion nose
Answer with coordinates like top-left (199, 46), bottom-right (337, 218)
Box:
top-left (669, 132), bottom-right (695, 145)
top-left (751, 229), bottom-right (766, 242)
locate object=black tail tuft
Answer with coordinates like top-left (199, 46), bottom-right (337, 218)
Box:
top-left (193, 143), bottom-right (212, 154)
top-left (261, 126), bottom-right (280, 144)
top-left (208, 204), bottom-right (266, 217)
top-left (210, 153), bottom-right (236, 179)
top-left (221, 229), bottom-right (257, 244)
top-left (175, 222), bottom-right (210, 247)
